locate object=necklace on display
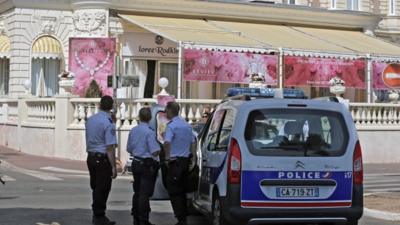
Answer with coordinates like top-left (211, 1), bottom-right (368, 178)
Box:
top-left (74, 51), bottom-right (111, 78)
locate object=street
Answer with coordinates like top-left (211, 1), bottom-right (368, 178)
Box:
top-left (0, 166), bottom-right (398, 225)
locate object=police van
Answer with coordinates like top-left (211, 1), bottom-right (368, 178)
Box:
top-left (192, 88), bottom-right (363, 225)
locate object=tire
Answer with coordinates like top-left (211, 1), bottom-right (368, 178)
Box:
top-left (212, 194), bottom-right (231, 225)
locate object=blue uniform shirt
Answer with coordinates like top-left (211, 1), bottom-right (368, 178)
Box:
top-left (164, 116), bottom-right (195, 158)
top-left (127, 122), bottom-right (161, 159)
top-left (85, 111), bottom-right (117, 154)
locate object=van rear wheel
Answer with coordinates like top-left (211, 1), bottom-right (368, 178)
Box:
top-left (212, 194), bottom-right (231, 225)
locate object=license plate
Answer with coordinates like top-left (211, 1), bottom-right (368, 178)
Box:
top-left (276, 187), bottom-right (319, 198)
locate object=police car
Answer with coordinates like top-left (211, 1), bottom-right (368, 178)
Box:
top-left (192, 88), bottom-right (363, 225)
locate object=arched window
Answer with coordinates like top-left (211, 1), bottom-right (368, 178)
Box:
top-left (0, 35), bottom-right (10, 96)
top-left (31, 36), bottom-right (63, 97)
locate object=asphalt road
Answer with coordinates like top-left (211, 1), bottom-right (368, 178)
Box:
top-left (0, 168), bottom-right (398, 225)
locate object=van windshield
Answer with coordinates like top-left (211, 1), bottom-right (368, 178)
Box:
top-left (244, 109), bottom-right (349, 157)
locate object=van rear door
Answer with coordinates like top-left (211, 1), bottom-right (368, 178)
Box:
top-left (240, 108), bottom-right (353, 208)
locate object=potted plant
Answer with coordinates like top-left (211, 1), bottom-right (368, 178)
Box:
top-left (58, 71), bottom-right (75, 95)
top-left (329, 76), bottom-right (346, 97)
top-left (388, 89), bottom-right (399, 103)
top-left (249, 73), bottom-right (265, 88)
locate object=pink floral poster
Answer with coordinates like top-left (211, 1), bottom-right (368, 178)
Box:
top-left (183, 49), bottom-right (278, 85)
top-left (373, 62), bottom-right (388, 90)
top-left (284, 56), bottom-right (366, 89)
top-left (69, 38), bottom-right (116, 97)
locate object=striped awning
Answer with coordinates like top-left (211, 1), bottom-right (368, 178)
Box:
top-left (0, 35), bottom-right (10, 58)
top-left (32, 36), bottom-right (63, 59)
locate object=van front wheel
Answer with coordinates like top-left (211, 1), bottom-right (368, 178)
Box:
top-left (212, 195), bottom-right (230, 225)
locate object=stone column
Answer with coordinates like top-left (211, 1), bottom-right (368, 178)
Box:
top-left (54, 95), bottom-right (74, 158)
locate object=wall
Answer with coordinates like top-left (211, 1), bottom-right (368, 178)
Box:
top-left (3, 8), bottom-right (73, 97)
top-left (359, 130), bottom-right (400, 163)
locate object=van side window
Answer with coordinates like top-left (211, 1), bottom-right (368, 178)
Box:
top-left (203, 110), bottom-right (226, 151)
top-left (216, 110), bottom-right (234, 151)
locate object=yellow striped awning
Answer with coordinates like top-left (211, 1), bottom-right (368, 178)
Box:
top-left (119, 14), bottom-right (400, 59)
top-left (0, 35), bottom-right (10, 58)
top-left (32, 36), bottom-right (63, 59)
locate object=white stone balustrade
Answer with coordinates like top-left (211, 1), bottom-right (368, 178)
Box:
top-left (24, 99), bottom-right (56, 126)
top-left (175, 99), bottom-right (220, 124)
top-left (349, 103), bottom-right (400, 130)
top-left (70, 98), bottom-right (101, 128)
top-left (3, 97), bottom-right (400, 164)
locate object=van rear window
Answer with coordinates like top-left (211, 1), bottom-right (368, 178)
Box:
top-left (244, 109), bottom-right (349, 157)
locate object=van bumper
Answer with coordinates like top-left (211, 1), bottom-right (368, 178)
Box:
top-left (221, 185), bottom-right (363, 225)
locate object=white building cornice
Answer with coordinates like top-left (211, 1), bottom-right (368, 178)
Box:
top-left (110, 0), bottom-right (381, 30)
top-left (71, 0), bottom-right (112, 10)
top-left (0, 0), bottom-right (382, 30)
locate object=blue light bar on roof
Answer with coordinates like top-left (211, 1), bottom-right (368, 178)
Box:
top-left (226, 87), bottom-right (306, 99)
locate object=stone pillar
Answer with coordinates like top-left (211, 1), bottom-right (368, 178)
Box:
top-left (54, 95), bottom-right (74, 158)
top-left (17, 97), bottom-right (28, 151)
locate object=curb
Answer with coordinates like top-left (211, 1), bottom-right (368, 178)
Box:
top-left (364, 208), bottom-right (400, 221)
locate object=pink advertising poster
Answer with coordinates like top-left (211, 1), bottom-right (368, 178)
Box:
top-left (183, 49), bottom-right (278, 85)
top-left (284, 56), bottom-right (366, 89)
top-left (373, 62), bottom-right (388, 89)
top-left (69, 38), bottom-right (116, 97)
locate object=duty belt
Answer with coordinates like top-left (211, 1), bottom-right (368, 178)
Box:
top-left (88, 152), bottom-right (107, 158)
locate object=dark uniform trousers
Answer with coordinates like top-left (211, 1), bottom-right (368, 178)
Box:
top-left (87, 153), bottom-right (112, 218)
top-left (166, 157), bottom-right (190, 223)
top-left (131, 158), bottom-right (160, 223)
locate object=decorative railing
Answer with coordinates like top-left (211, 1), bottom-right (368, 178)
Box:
top-left (68, 98), bottom-right (221, 129)
top-left (70, 98), bottom-right (101, 128)
top-left (349, 103), bottom-right (400, 130)
top-left (24, 99), bottom-right (56, 127)
top-left (5, 97), bottom-right (400, 131)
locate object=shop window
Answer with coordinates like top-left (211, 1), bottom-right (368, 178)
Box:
top-left (330, 0), bottom-right (337, 9)
top-left (0, 58), bottom-right (9, 95)
top-left (31, 58), bottom-right (60, 96)
top-left (159, 62), bottom-right (178, 97)
top-left (347, 0), bottom-right (359, 10)
top-left (288, 0), bottom-right (296, 4)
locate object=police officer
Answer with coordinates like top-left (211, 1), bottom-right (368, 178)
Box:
top-left (127, 107), bottom-right (161, 225)
top-left (86, 96), bottom-right (118, 225)
top-left (163, 102), bottom-right (195, 225)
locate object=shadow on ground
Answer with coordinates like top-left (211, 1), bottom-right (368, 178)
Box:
top-left (0, 208), bottom-right (210, 225)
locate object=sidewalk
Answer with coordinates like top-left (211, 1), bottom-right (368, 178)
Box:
top-left (0, 145), bottom-right (87, 172)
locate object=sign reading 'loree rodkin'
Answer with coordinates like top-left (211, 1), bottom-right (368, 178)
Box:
top-left (121, 33), bottom-right (178, 58)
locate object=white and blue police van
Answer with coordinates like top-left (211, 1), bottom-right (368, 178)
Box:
top-left (192, 87), bottom-right (363, 225)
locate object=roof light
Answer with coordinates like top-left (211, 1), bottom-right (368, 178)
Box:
top-left (226, 87), bottom-right (306, 99)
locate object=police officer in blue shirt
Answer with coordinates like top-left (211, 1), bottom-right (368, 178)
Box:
top-left (163, 102), bottom-right (195, 225)
top-left (86, 96), bottom-right (118, 225)
top-left (127, 107), bottom-right (161, 225)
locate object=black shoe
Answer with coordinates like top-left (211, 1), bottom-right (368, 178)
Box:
top-left (93, 216), bottom-right (116, 225)
top-left (133, 217), bottom-right (139, 225)
top-left (175, 221), bottom-right (187, 225)
top-left (139, 221), bottom-right (154, 225)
